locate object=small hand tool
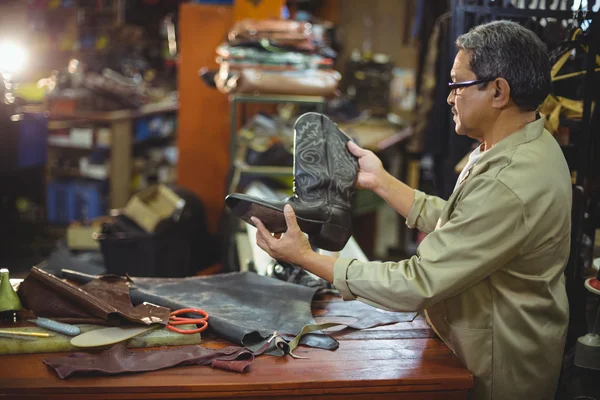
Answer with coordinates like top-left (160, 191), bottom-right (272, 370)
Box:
top-left (28, 318), bottom-right (81, 336)
top-left (0, 332), bottom-right (37, 341)
top-left (0, 330), bottom-right (52, 338)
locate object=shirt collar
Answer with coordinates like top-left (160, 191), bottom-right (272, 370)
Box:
top-left (479, 117), bottom-right (545, 162)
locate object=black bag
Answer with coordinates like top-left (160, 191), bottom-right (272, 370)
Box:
top-left (98, 185), bottom-right (219, 277)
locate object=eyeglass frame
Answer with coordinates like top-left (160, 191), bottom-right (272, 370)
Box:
top-left (448, 78), bottom-right (496, 93)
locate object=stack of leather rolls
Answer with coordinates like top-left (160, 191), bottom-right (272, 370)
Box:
top-left (200, 19), bottom-right (341, 97)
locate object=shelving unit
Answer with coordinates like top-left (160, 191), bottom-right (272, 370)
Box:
top-left (21, 101), bottom-right (178, 222)
top-left (227, 94), bottom-right (326, 193)
top-left (229, 94), bottom-right (326, 159)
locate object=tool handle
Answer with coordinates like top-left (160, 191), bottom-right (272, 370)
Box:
top-left (33, 318), bottom-right (81, 336)
top-left (0, 332), bottom-right (37, 341)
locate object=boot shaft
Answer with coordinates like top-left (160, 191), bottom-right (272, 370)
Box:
top-left (293, 114), bottom-right (329, 205)
top-left (325, 121), bottom-right (358, 209)
top-left (293, 113), bottom-right (357, 210)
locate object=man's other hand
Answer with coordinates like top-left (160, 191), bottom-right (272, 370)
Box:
top-left (252, 204), bottom-right (313, 266)
top-left (347, 141), bottom-right (386, 192)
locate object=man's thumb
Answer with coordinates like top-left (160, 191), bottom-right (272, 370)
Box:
top-left (284, 204), bottom-right (300, 232)
top-left (347, 140), bottom-right (367, 157)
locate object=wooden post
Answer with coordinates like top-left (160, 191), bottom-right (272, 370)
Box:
top-left (110, 119), bottom-right (132, 209)
top-left (234, 0), bottom-right (284, 21)
top-left (176, 3), bottom-right (233, 233)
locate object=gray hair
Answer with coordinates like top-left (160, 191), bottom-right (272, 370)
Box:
top-left (456, 20), bottom-right (551, 112)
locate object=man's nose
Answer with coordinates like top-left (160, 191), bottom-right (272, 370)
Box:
top-left (447, 90), bottom-right (455, 106)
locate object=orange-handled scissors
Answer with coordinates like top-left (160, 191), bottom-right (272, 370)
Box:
top-left (166, 308), bottom-right (209, 334)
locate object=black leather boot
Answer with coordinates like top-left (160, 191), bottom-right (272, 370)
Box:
top-left (225, 112), bottom-right (358, 252)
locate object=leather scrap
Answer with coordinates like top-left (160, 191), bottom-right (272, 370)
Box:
top-left (322, 300), bottom-right (417, 329)
top-left (282, 322), bottom-right (347, 359)
top-left (43, 342), bottom-right (264, 379)
top-left (18, 267), bottom-right (170, 326)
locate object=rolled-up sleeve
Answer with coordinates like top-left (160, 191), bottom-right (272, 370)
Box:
top-left (333, 257), bottom-right (356, 299)
top-left (333, 178), bottom-right (529, 312)
top-left (406, 190), bottom-right (447, 233)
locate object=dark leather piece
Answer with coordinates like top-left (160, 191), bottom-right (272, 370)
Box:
top-left (43, 342), bottom-right (262, 379)
top-left (297, 332), bottom-right (339, 349)
top-left (18, 267), bottom-right (170, 326)
top-left (225, 112), bottom-right (358, 252)
top-left (323, 300), bottom-right (417, 330)
top-left (131, 273), bottom-right (337, 348)
top-left (61, 269), bottom-right (339, 353)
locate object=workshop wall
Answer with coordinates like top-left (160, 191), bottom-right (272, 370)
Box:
top-left (337, 0), bottom-right (418, 73)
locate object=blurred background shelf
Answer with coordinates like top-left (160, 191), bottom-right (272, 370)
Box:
top-left (32, 100), bottom-right (178, 215)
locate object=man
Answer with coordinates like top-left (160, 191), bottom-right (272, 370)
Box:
top-left (251, 20), bottom-right (571, 400)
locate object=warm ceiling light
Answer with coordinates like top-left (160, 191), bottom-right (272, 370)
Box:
top-left (0, 41), bottom-right (27, 74)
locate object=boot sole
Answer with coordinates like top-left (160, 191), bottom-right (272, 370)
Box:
top-left (227, 195), bottom-right (352, 252)
top-left (226, 196), bottom-right (323, 234)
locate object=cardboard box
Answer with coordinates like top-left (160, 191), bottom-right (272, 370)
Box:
top-left (67, 217), bottom-right (113, 251)
top-left (123, 185), bottom-right (185, 233)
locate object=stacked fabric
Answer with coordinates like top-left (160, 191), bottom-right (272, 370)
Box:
top-left (201, 19), bottom-right (340, 97)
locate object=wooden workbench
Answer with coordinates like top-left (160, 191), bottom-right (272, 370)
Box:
top-left (0, 294), bottom-right (472, 399)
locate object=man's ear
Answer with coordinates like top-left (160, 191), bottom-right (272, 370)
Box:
top-left (491, 78), bottom-right (510, 109)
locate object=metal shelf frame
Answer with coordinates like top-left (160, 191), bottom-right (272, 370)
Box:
top-left (227, 94), bottom-right (326, 193)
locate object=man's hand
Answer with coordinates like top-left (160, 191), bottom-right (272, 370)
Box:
top-left (251, 204), bottom-right (314, 266)
top-left (348, 140), bottom-right (415, 219)
top-left (347, 141), bottom-right (388, 192)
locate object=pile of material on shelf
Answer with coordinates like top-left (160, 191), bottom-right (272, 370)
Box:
top-left (200, 19), bottom-right (341, 97)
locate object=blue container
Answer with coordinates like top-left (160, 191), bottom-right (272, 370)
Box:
top-left (70, 182), bottom-right (104, 221)
top-left (18, 113), bottom-right (48, 169)
top-left (47, 180), bottom-right (105, 223)
top-left (135, 118), bottom-right (151, 142)
top-left (46, 181), bottom-right (73, 224)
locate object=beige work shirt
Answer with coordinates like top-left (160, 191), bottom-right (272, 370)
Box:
top-left (333, 118), bottom-right (571, 400)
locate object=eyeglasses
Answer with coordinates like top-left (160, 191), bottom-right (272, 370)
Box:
top-left (448, 78), bottom-right (495, 93)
